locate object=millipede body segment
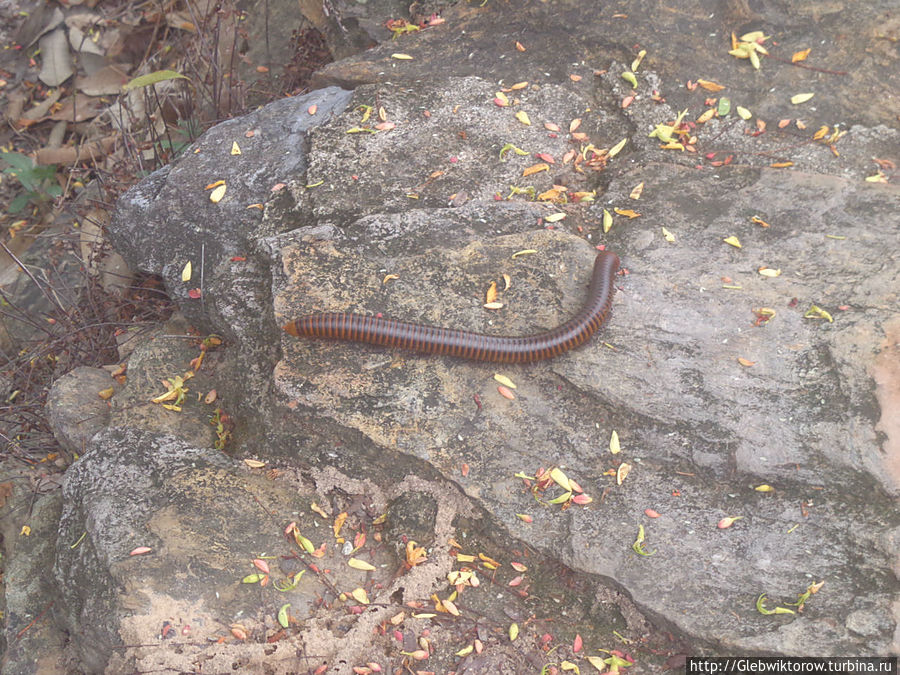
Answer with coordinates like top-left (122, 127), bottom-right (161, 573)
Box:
top-left (283, 251), bottom-right (620, 363)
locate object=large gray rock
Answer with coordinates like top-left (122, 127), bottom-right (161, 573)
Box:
top-left (107, 86), bottom-right (353, 340)
top-left (22, 0), bottom-right (900, 670)
top-left (46, 366), bottom-right (115, 454)
top-left (269, 163), bottom-right (899, 656)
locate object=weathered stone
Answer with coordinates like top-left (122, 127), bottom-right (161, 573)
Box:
top-left (46, 366), bottom-right (115, 454)
top-left (19, 0), bottom-right (900, 670)
top-left (0, 493), bottom-right (66, 675)
top-left (107, 86), bottom-right (353, 339)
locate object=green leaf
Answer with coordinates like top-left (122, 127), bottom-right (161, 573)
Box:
top-left (277, 603), bottom-right (290, 628)
top-left (1, 152), bottom-right (36, 172)
top-left (274, 570), bottom-right (306, 592)
top-left (123, 69), bottom-right (189, 90)
top-left (8, 193), bottom-right (31, 213)
top-left (241, 573), bottom-right (266, 584)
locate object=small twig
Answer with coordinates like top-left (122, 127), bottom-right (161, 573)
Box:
top-left (768, 54), bottom-right (847, 76)
top-left (0, 240), bottom-right (69, 316)
top-left (14, 601), bottom-right (54, 641)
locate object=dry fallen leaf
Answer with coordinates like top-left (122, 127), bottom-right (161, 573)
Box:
top-left (697, 79), bottom-right (725, 92)
top-left (485, 281), bottom-right (498, 304)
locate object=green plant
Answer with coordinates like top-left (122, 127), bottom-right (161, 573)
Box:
top-left (1, 151), bottom-right (62, 214)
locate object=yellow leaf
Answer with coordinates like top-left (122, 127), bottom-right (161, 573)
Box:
top-left (696, 108), bottom-right (716, 124)
top-left (181, 261), bottom-right (192, 282)
top-left (493, 374), bottom-right (517, 389)
top-left (382, 273), bottom-right (399, 284)
top-left (631, 48), bottom-right (647, 72)
top-left (737, 358), bottom-right (755, 367)
top-left (629, 182), bottom-right (644, 199)
top-left (740, 30), bottom-right (767, 42)
top-left (804, 305), bottom-right (833, 322)
top-left (770, 161), bottom-right (794, 168)
top-left (350, 587), bottom-right (370, 604)
top-left (20, 525), bottom-right (31, 536)
top-left (549, 467), bottom-right (572, 491)
top-left (544, 212), bottom-right (566, 223)
top-left (348, 557), bottom-right (377, 571)
top-left (736, 106), bottom-right (752, 120)
top-left (569, 118), bottom-right (582, 132)
top-left (662, 227), bottom-right (675, 242)
top-left (791, 92), bottom-right (815, 105)
top-left (244, 459), bottom-right (266, 468)
top-left (610, 430), bottom-right (621, 454)
top-left (509, 623), bottom-right (519, 641)
top-left (443, 598), bottom-right (460, 616)
top-left (755, 484), bottom-right (775, 492)
top-left (791, 48), bottom-right (811, 63)
top-left (98, 387), bottom-right (115, 400)
top-left (586, 656), bottom-right (607, 672)
top-left (723, 236), bottom-right (742, 248)
top-left (484, 301), bottom-right (505, 310)
top-left (697, 79), bottom-right (725, 92)
top-left (230, 141), bottom-right (241, 155)
top-left (456, 645), bottom-right (474, 657)
top-left (749, 50), bottom-right (761, 70)
top-left (515, 111), bottom-right (531, 125)
top-left (608, 137), bottom-right (627, 158)
top-left (391, 53), bottom-right (413, 60)
top-left (511, 249), bottom-right (538, 258)
top-left (758, 267), bottom-right (781, 277)
top-left (209, 184), bottom-right (227, 203)
top-left (616, 462), bottom-right (632, 485)
top-left (602, 208), bottom-right (613, 233)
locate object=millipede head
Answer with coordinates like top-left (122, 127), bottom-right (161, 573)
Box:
top-left (283, 321), bottom-right (300, 337)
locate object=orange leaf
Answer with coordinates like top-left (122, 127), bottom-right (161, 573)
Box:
top-left (523, 163), bottom-right (550, 176)
top-left (791, 48), bottom-right (811, 63)
top-left (697, 79), bottom-right (725, 92)
top-left (333, 511), bottom-right (348, 538)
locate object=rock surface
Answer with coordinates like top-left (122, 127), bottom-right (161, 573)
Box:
top-left (4, 0), bottom-right (900, 672)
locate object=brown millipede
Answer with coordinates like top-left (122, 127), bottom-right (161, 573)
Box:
top-left (283, 251), bottom-right (620, 363)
